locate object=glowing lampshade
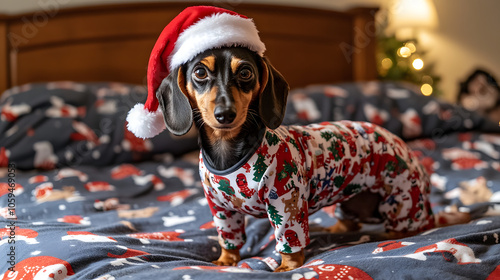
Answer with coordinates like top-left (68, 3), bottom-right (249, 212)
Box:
top-left (390, 0), bottom-right (438, 30)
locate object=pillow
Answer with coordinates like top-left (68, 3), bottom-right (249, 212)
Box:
top-left (283, 81), bottom-right (500, 140)
top-left (0, 82), bottom-right (198, 170)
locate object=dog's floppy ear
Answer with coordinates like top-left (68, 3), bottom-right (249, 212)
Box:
top-left (156, 67), bottom-right (193, 136)
top-left (258, 57), bottom-right (289, 129)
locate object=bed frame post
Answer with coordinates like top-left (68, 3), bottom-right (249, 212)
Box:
top-left (0, 16), bottom-right (9, 94)
top-left (348, 7), bottom-right (379, 82)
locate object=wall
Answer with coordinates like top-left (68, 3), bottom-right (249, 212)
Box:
top-left (1, 0), bottom-right (382, 14)
top-left (425, 0), bottom-right (500, 102)
top-left (1, 0), bottom-right (499, 102)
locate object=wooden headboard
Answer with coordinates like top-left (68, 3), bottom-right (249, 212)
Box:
top-left (0, 3), bottom-right (378, 94)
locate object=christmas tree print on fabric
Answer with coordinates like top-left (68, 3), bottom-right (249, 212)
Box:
top-left (218, 178), bottom-right (235, 196)
top-left (277, 160), bottom-right (298, 182)
top-left (253, 153), bottom-right (268, 182)
top-left (266, 131), bottom-right (280, 146)
top-left (267, 204), bottom-right (283, 227)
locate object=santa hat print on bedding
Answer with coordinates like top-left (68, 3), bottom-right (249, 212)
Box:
top-left (126, 6), bottom-right (266, 139)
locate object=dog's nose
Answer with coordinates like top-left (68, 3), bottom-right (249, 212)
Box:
top-left (214, 106), bottom-right (236, 124)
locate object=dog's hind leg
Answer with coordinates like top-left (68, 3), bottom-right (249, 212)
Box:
top-left (326, 191), bottom-right (383, 233)
top-left (326, 219), bottom-right (361, 233)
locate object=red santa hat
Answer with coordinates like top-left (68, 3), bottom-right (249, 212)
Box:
top-left (126, 6), bottom-right (266, 139)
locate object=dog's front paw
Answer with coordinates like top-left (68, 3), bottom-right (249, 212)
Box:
top-left (213, 248), bottom-right (241, 267)
top-left (275, 250), bottom-right (305, 272)
top-left (274, 263), bottom-right (296, 272)
top-left (212, 258), bottom-right (239, 266)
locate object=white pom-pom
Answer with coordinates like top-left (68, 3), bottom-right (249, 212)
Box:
top-left (126, 103), bottom-right (166, 139)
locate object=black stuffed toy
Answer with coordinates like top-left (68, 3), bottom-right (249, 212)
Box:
top-left (458, 69), bottom-right (500, 122)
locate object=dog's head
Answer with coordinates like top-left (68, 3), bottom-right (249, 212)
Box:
top-left (156, 47), bottom-right (289, 136)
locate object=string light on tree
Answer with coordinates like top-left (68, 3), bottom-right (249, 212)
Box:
top-left (412, 58), bottom-right (424, 70)
top-left (397, 46), bottom-right (412, 58)
top-left (421, 83), bottom-right (433, 96)
top-left (405, 42), bottom-right (417, 53)
top-left (381, 58), bottom-right (393, 70)
top-left (377, 35), bottom-right (441, 96)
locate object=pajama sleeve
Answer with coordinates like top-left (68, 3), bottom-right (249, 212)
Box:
top-left (264, 141), bottom-right (311, 254)
top-left (265, 185), bottom-right (310, 254)
top-left (204, 189), bottom-right (247, 250)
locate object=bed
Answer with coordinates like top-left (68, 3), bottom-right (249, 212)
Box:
top-left (1, 2), bottom-right (500, 279)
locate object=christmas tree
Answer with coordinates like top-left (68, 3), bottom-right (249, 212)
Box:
top-left (277, 160), bottom-right (298, 181)
top-left (377, 14), bottom-right (441, 96)
top-left (267, 204), bottom-right (283, 226)
top-left (320, 131), bottom-right (335, 141)
top-left (266, 132), bottom-right (280, 146)
top-left (333, 176), bottom-right (344, 189)
top-left (224, 240), bottom-right (237, 250)
top-left (327, 141), bottom-right (344, 161)
top-left (343, 183), bottom-right (363, 196)
top-left (282, 243), bottom-right (292, 254)
top-left (252, 153), bottom-right (268, 182)
top-left (217, 179), bottom-right (235, 196)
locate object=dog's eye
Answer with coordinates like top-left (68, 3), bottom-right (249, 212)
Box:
top-left (238, 68), bottom-right (253, 81)
top-left (193, 67), bottom-right (208, 80)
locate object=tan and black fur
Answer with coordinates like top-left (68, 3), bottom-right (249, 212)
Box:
top-left (156, 47), bottom-right (287, 171)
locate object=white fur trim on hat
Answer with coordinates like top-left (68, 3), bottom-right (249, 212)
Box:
top-left (126, 103), bottom-right (166, 139)
top-left (169, 13), bottom-right (266, 71)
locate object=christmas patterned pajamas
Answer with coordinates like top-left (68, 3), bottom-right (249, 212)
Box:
top-left (200, 121), bottom-right (434, 254)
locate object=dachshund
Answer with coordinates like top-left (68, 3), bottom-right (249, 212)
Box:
top-left (156, 46), bottom-right (470, 272)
